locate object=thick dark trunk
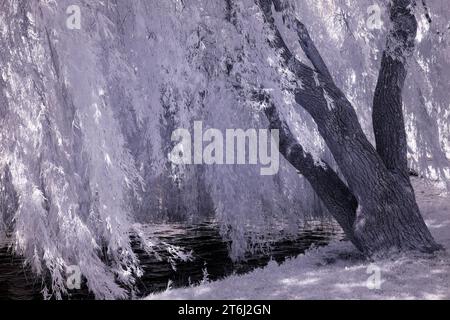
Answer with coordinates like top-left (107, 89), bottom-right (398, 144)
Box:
top-left (373, 54), bottom-right (409, 179)
top-left (293, 74), bottom-right (440, 255)
top-left (361, 1), bottom-right (441, 253)
top-left (256, 0), bottom-right (441, 255)
top-left (372, 0), bottom-right (418, 180)
top-left (352, 179), bottom-right (440, 254)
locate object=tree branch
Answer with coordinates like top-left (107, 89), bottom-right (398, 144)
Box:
top-left (256, 0), bottom-right (318, 87)
top-left (255, 0), bottom-right (342, 121)
top-left (256, 0), bottom-right (382, 195)
top-left (286, 17), bottom-right (333, 82)
top-left (252, 91), bottom-right (360, 248)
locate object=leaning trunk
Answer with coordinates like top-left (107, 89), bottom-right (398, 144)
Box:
top-left (256, 0), bottom-right (441, 256)
top-left (294, 80), bottom-right (441, 256)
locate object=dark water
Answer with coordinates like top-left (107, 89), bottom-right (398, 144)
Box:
top-left (0, 221), bottom-right (343, 300)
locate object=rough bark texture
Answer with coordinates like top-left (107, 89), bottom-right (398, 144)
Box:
top-left (261, 99), bottom-right (361, 250)
top-left (256, 0), bottom-right (441, 255)
top-left (373, 0), bottom-right (417, 180)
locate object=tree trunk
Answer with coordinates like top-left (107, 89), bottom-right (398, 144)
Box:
top-left (293, 68), bottom-right (440, 255)
top-left (256, 0), bottom-right (441, 256)
top-left (373, 0), bottom-right (418, 181)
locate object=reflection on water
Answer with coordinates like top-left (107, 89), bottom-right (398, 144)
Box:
top-left (0, 246), bottom-right (42, 300)
top-left (0, 220), bottom-right (343, 300)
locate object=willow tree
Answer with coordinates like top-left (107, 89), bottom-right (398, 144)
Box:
top-left (256, 0), bottom-right (441, 255)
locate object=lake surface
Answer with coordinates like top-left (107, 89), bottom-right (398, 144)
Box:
top-left (0, 220), bottom-right (343, 300)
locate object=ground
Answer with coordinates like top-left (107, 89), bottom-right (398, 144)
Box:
top-left (146, 177), bottom-right (450, 300)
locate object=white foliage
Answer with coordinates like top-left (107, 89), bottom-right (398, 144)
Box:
top-left (0, 0), bottom-right (448, 299)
